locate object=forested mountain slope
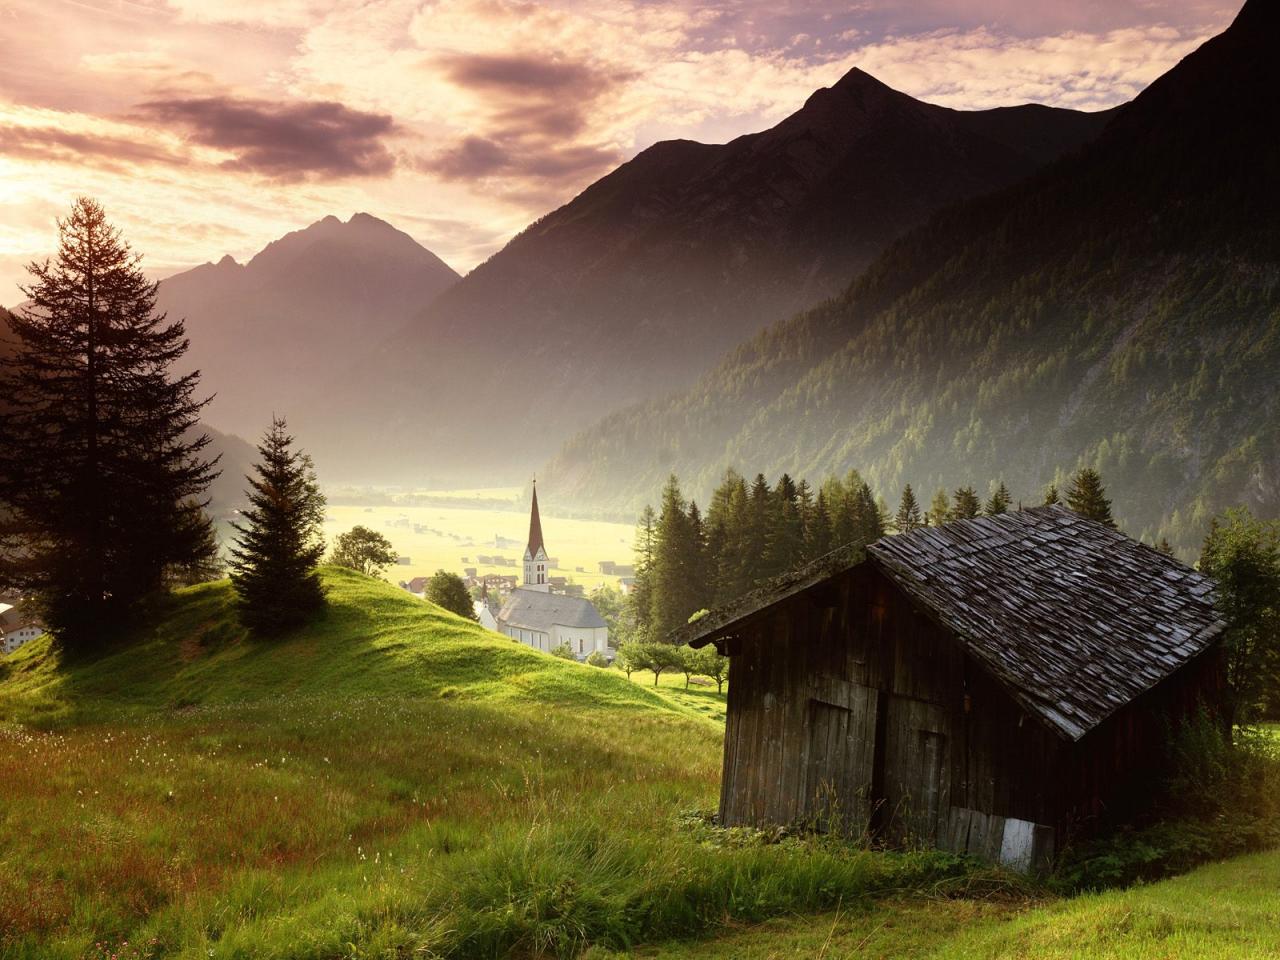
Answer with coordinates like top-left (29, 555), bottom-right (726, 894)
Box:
top-left (546, 0), bottom-right (1280, 552)
top-left (316, 71), bottom-right (1109, 481)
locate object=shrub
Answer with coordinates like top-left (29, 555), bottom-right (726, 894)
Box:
top-left (585, 650), bottom-right (609, 668)
top-left (1051, 711), bottom-right (1280, 892)
top-left (550, 641), bottom-right (576, 660)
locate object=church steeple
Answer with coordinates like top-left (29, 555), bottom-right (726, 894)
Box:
top-left (523, 479), bottom-right (550, 591)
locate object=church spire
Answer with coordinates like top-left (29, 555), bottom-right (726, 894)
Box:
top-left (523, 479), bottom-right (549, 590)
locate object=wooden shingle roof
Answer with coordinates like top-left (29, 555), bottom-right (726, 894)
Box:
top-left (680, 506), bottom-right (1225, 741)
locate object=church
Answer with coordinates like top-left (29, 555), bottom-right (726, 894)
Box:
top-left (495, 482), bottom-right (610, 661)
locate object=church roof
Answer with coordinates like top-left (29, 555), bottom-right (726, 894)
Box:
top-left (498, 588), bottom-right (607, 633)
top-left (526, 482), bottom-right (546, 559)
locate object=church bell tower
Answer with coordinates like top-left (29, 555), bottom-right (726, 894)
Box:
top-left (523, 480), bottom-right (550, 592)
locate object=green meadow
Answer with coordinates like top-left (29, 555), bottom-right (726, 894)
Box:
top-left (1, 569), bottom-right (1277, 958)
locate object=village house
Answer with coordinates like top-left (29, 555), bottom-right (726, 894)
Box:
top-left (677, 506), bottom-right (1225, 872)
top-left (0, 603), bottom-right (45, 655)
top-left (496, 482), bottom-right (609, 661)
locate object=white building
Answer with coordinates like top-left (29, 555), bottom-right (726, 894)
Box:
top-left (496, 482), bottom-right (609, 660)
top-left (0, 603), bottom-right (44, 655)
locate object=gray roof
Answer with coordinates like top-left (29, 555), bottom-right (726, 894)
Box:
top-left (681, 506), bottom-right (1225, 742)
top-left (497, 588), bottom-right (607, 633)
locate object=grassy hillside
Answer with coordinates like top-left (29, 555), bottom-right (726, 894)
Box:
top-left (642, 849), bottom-right (1280, 958)
top-left (3, 569), bottom-right (1275, 958)
top-left (0, 569), bottom-right (976, 958)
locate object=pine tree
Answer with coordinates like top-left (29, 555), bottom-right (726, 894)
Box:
top-left (804, 488), bottom-right (834, 560)
top-left (1065, 468), bottom-right (1117, 528)
top-left (985, 482), bottom-right (1012, 516)
top-left (629, 504), bottom-right (658, 638)
top-left (686, 500), bottom-right (711, 613)
top-left (1157, 537), bottom-right (1175, 556)
top-left (852, 482), bottom-right (884, 543)
top-left (950, 486), bottom-right (982, 520)
top-left (767, 473), bottom-right (804, 577)
top-left (895, 484), bottom-right (923, 533)
top-left (1044, 483), bottom-right (1061, 506)
top-left (0, 198), bottom-right (217, 649)
top-left (228, 418), bottom-right (326, 635)
top-left (650, 475), bottom-right (700, 641)
top-left (744, 473), bottom-right (773, 585)
top-left (928, 488), bottom-right (951, 527)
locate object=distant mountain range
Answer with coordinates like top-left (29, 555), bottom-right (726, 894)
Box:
top-left (157, 212), bottom-right (459, 441)
top-left (545, 0), bottom-right (1279, 552)
top-left (308, 69), bottom-right (1111, 481)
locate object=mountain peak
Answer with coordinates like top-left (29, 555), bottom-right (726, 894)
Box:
top-left (217, 254), bottom-right (238, 268)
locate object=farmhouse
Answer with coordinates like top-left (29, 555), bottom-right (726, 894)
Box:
top-left (0, 603), bottom-right (45, 655)
top-left (496, 482), bottom-right (609, 660)
top-left (677, 506), bottom-right (1225, 871)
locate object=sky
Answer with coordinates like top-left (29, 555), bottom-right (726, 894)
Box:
top-left (0, 0), bottom-right (1239, 302)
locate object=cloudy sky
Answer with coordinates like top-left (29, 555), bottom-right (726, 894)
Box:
top-left (0, 0), bottom-right (1238, 302)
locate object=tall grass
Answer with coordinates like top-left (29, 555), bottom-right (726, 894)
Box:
top-left (0, 569), bottom-right (995, 958)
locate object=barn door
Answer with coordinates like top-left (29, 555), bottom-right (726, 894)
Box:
top-left (881, 696), bottom-right (949, 846)
top-left (804, 685), bottom-right (878, 836)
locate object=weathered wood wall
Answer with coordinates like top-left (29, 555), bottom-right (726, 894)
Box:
top-left (717, 562), bottom-right (1224, 868)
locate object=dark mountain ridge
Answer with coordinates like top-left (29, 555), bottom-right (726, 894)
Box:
top-left (313, 70), bottom-right (1112, 481)
top-left (545, 0), bottom-right (1279, 553)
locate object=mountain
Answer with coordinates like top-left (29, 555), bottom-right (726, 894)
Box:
top-left (158, 213), bottom-right (459, 440)
top-left (317, 72), bottom-right (1111, 482)
top-left (545, 0), bottom-right (1280, 552)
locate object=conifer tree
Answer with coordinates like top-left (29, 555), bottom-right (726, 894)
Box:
top-left (985, 482), bottom-right (1012, 516)
top-left (686, 500), bottom-right (711, 613)
top-left (853, 482), bottom-right (884, 543)
top-left (928, 488), bottom-right (951, 527)
top-left (767, 473), bottom-right (804, 577)
top-left (1065, 468), bottom-right (1117, 528)
top-left (1157, 537), bottom-right (1175, 556)
top-left (1044, 483), bottom-right (1061, 506)
top-left (950, 486), bottom-right (982, 520)
top-left (650, 475), bottom-right (700, 641)
top-left (629, 504), bottom-right (658, 638)
top-left (895, 484), bottom-right (923, 533)
top-left (0, 198), bottom-right (217, 649)
top-left (804, 488), bottom-right (834, 560)
top-left (228, 418), bottom-right (326, 635)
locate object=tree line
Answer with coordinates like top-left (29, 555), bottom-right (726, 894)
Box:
top-left (625, 465), bottom-right (1121, 645)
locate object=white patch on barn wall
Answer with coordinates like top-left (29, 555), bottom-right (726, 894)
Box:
top-left (999, 817), bottom-right (1037, 872)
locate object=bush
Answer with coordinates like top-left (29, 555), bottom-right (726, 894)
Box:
top-left (550, 641), bottom-right (576, 660)
top-left (1051, 711), bottom-right (1280, 892)
top-left (585, 650), bottom-right (609, 668)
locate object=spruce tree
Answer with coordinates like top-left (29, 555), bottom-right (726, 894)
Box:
top-left (928, 488), bottom-right (951, 527)
top-left (853, 482), bottom-right (884, 543)
top-left (228, 418), bottom-right (326, 635)
top-left (650, 475), bottom-right (706, 641)
top-left (985, 482), bottom-right (1012, 516)
top-left (686, 500), bottom-right (711, 613)
top-left (1065, 468), bottom-right (1117, 528)
top-left (950, 486), bottom-right (982, 520)
top-left (0, 198), bottom-right (217, 649)
top-left (767, 473), bottom-right (804, 577)
top-left (1044, 483), bottom-right (1061, 506)
top-left (804, 488), bottom-right (834, 560)
top-left (629, 504), bottom-right (658, 638)
top-left (895, 484), bottom-right (923, 533)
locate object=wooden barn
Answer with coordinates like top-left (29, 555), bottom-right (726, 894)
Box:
top-left (677, 506), bottom-right (1226, 871)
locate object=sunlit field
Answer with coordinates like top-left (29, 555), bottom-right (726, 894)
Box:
top-left (320, 491), bottom-right (636, 591)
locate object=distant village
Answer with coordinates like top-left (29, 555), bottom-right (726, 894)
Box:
top-left (397, 482), bottom-right (625, 662)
